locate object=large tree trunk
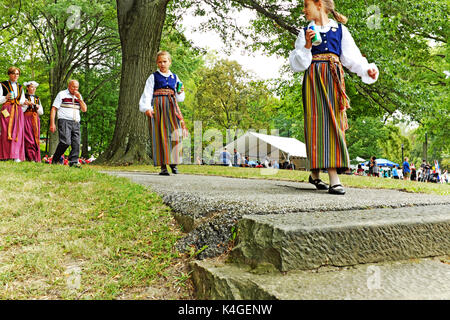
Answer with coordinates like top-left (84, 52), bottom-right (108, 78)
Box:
top-left (96, 0), bottom-right (169, 165)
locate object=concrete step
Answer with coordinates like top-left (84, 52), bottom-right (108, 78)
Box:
top-left (105, 172), bottom-right (450, 259)
top-left (190, 256), bottom-right (450, 300)
top-left (229, 205), bottom-right (450, 271)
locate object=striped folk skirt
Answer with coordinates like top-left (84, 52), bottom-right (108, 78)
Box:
top-left (149, 89), bottom-right (184, 166)
top-left (302, 55), bottom-right (350, 171)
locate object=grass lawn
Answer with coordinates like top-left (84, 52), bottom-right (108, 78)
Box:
top-left (93, 164), bottom-right (450, 196)
top-left (0, 161), bottom-right (193, 300)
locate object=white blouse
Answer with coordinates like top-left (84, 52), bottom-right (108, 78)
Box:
top-left (22, 96), bottom-right (44, 116)
top-left (289, 19), bottom-right (379, 84)
top-left (139, 70), bottom-right (185, 113)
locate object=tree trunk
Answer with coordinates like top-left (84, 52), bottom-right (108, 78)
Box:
top-left (96, 0), bottom-right (169, 165)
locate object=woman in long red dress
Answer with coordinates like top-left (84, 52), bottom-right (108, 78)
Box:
top-left (0, 67), bottom-right (26, 162)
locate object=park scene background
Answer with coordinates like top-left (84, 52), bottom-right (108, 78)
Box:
top-left (0, 0), bottom-right (448, 169)
top-left (0, 0), bottom-right (448, 300)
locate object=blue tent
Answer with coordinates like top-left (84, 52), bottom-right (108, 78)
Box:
top-left (362, 158), bottom-right (400, 167)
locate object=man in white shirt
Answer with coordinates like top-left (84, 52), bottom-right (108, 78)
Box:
top-left (50, 80), bottom-right (87, 167)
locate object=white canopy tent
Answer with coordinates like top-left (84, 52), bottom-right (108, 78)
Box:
top-left (222, 132), bottom-right (307, 162)
top-left (350, 156), bottom-right (366, 169)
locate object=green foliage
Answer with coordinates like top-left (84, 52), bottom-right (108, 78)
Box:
top-left (273, 76), bottom-right (305, 140)
top-left (378, 124), bottom-right (411, 164)
top-left (346, 116), bottom-right (386, 160)
top-left (0, 0), bottom-right (120, 156)
top-left (189, 57), bottom-right (280, 135)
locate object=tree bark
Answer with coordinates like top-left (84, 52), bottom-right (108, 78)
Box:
top-left (96, 0), bottom-right (170, 165)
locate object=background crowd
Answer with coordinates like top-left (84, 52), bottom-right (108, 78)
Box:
top-left (356, 156), bottom-right (448, 184)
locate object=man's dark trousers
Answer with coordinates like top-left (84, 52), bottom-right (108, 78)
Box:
top-left (52, 119), bottom-right (80, 166)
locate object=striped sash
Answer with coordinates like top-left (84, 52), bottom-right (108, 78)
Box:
top-left (312, 53), bottom-right (350, 130)
top-left (154, 89), bottom-right (188, 137)
top-left (1, 81), bottom-right (23, 142)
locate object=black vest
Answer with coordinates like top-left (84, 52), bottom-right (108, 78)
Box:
top-left (25, 93), bottom-right (40, 104)
top-left (25, 93), bottom-right (40, 112)
top-left (1, 81), bottom-right (23, 103)
top-left (1, 81), bottom-right (22, 95)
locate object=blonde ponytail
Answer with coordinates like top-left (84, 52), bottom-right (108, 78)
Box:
top-left (331, 9), bottom-right (348, 24)
top-left (314, 0), bottom-right (348, 24)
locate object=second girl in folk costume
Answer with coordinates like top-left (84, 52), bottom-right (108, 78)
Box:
top-left (23, 81), bottom-right (44, 162)
top-left (139, 51), bottom-right (187, 175)
top-left (289, 0), bottom-right (378, 195)
top-left (0, 67), bottom-right (26, 162)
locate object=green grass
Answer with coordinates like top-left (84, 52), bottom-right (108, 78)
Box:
top-left (0, 161), bottom-right (192, 300)
top-left (93, 164), bottom-right (450, 196)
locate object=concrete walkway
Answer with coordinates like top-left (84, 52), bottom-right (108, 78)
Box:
top-left (104, 171), bottom-right (450, 299)
top-left (105, 171), bottom-right (450, 258)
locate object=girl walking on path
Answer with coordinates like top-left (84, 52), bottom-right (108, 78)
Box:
top-left (289, 0), bottom-right (379, 195)
top-left (139, 51), bottom-right (187, 175)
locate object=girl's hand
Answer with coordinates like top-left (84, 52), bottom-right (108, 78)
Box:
top-left (145, 110), bottom-right (154, 118)
top-left (368, 68), bottom-right (378, 80)
top-left (304, 29), bottom-right (316, 49)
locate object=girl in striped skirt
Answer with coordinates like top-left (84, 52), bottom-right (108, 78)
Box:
top-left (289, 0), bottom-right (378, 195)
top-left (139, 51), bottom-right (187, 175)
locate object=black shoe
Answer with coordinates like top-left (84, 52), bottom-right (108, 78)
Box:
top-left (309, 175), bottom-right (329, 190)
top-left (328, 184), bottom-right (346, 195)
top-left (159, 170), bottom-right (170, 176)
top-left (169, 165), bottom-right (178, 174)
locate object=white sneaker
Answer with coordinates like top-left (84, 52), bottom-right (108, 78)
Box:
top-left (14, 159), bottom-right (21, 163)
